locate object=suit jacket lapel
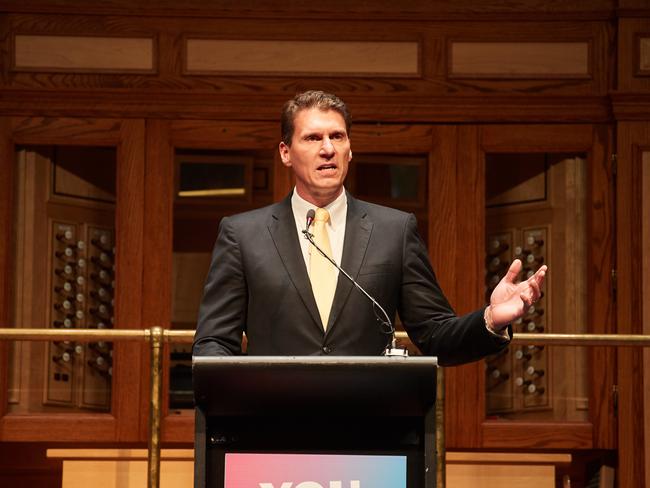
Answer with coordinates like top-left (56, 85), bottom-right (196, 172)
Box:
top-left (268, 194), bottom-right (323, 333)
top-left (326, 195), bottom-right (373, 333)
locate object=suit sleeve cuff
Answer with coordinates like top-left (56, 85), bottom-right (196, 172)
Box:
top-left (484, 306), bottom-right (510, 341)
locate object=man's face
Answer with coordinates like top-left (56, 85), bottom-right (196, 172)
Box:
top-left (279, 108), bottom-right (352, 207)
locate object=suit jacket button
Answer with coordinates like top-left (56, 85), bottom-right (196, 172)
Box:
top-left (322, 346), bottom-right (332, 354)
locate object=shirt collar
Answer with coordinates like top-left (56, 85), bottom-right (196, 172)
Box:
top-left (291, 187), bottom-right (347, 231)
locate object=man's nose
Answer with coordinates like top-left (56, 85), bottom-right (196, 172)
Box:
top-left (320, 137), bottom-right (335, 155)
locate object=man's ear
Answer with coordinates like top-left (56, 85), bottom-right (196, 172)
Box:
top-left (279, 142), bottom-right (291, 167)
top-left (348, 149), bottom-right (352, 161)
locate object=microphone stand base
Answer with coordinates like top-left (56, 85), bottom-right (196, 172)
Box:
top-left (382, 347), bottom-right (409, 357)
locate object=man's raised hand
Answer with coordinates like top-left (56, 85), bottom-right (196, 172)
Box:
top-left (488, 259), bottom-right (547, 330)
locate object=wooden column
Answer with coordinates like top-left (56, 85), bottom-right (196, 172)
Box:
top-left (617, 121), bottom-right (650, 488)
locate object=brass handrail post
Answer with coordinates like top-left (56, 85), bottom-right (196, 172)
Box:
top-left (435, 367), bottom-right (445, 488)
top-left (147, 326), bottom-right (163, 488)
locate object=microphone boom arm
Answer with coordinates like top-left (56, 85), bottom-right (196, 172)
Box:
top-left (302, 228), bottom-right (406, 356)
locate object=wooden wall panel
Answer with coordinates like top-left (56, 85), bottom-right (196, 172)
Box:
top-left (429, 125), bottom-right (485, 449)
top-left (348, 125), bottom-right (435, 153)
top-left (429, 126), bottom-right (462, 447)
top-left (482, 422), bottom-right (592, 449)
top-left (13, 34), bottom-right (155, 72)
top-left (429, 125), bottom-right (616, 449)
top-left (449, 41), bottom-right (590, 78)
top-left (170, 121), bottom-right (277, 150)
top-left (612, 15), bottom-right (650, 123)
top-left (618, 18), bottom-right (650, 92)
top-left (142, 119), bottom-right (175, 442)
top-left (114, 119), bottom-right (146, 442)
top-left (0, 118), bottom-right (14, 420)
top-left (480, 124), bottom-right (594, 151)
top-left (644, 148), bottom-right (650, 488)
top-left (0, 12), bottom-right (613, 122)
top-left (184, 39), bottom-right (419, 76)
top-left (10, 118), bottom-right (123, 145)
top-left (451, 125), bottom-right (486, 449)
top-left (273, 151), bottom-right (293, 202)
top-left (0, 117), bottom-right (146, 442)
top-left (428, 126), bottom-right (458, 300)
top-left (0, 0), bottom-right (617, 19)
top-left (475, 124), bottom-right (615, 450)
top-left (643, 148), bottom-right (650, 488)
top-left (0, 442), bottom-right (61, 488)
top-left (639, 36), bottom-right (650, 74)
top-left (616, 121), bottom-right (649, 488)
top-left (619, 0), bottom-right (650, 10)
top-left (587, 125), bottom-right (617, 450)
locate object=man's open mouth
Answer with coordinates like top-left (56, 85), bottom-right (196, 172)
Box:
top-left (317, 164), bottom-right (337, 171)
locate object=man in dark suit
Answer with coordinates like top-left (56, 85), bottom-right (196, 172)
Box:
top-left (193, 90), bottom-right (546, 365)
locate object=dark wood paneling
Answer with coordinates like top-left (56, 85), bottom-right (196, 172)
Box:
top-left (429, 126), bottom-right (458, 297)
top-left (0, 117), bottom-right (145, 442)
top-left (114, 119), bottom-right (146, 442)
top-left (616, 121), bottom-right (649, 488)
top-left (619, 0), bottom-right (650, 11)
top-left (163, 414), bottom-right (193, 444)
top-left (10, 117), bottom-right (122, 145)
top-left (273, 151), bottom-right (293, 202)
top-left (429, 125), bottom-right (485, 449)
top-left (351, 125), bottom-right (434, 153)
top-left (170, 121), bottom-right (277, 150)
top-left (0, 12), bottom-right (613, 122)
top-left (450, 125), bottom-right (486, 449)
top-left (0, 90), bottom-right (612, 123)
top-left (141, 119), bottom-right (177, 443)
top-left (141, 119), bottom-right (174, 442)
top-left (483, 421), bottom-right (593, 449)
top-left (612, 92), bottom-right (650, 120)
top-left (477, 124), bottom-right (615, 451)
top-left (618, 18), bottom-right (650, 93)
top-left (0, 118), bottom-right (14, 419)
top-left (481, 124), bottom-right (595, 151)
top-left (0, 442), bottom-right (62, 488)
top-left (0, 0), bottom-right (617, 20)
top-left (587, 125), bottom-right (616, 449)
top-left (0, 414), bottom-right (116, 441)
top-left (429, 125), bottom-right (468, 448)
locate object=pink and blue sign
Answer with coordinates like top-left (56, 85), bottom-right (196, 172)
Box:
top-left (224, 453), bottom-right (407, 488)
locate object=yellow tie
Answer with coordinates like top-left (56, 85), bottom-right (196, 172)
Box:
top-left (310, 208), bottom-right (337, 330)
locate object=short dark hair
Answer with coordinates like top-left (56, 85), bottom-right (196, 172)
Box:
top-left (280, 90), bottom-right (351, 146)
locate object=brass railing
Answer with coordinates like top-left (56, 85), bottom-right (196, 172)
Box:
top-left (0, 327), bottom-right (649, 488)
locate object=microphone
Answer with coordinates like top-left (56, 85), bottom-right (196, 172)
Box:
top-left (305, 209), bottom-right (315, 231)
top-left (302, 211), bottom-right (407, 357)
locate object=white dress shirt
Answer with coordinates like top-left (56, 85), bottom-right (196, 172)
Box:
top-left (291, 187), bottom-right (347, 278)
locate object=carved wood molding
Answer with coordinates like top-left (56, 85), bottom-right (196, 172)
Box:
top-left (611, 92), bottom-right (650, 120)
top-left (618, 8), bottom-right (650, 18)
top-left (0, 89), bottom-right (612, 123)
top-left (482, 421), bottom-right (593, 449)
top-left (0, 0), bottom-right (618, 22)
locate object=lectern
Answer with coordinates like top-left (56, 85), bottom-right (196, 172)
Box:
top-left (193, 356), bottom-right (438, 488)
